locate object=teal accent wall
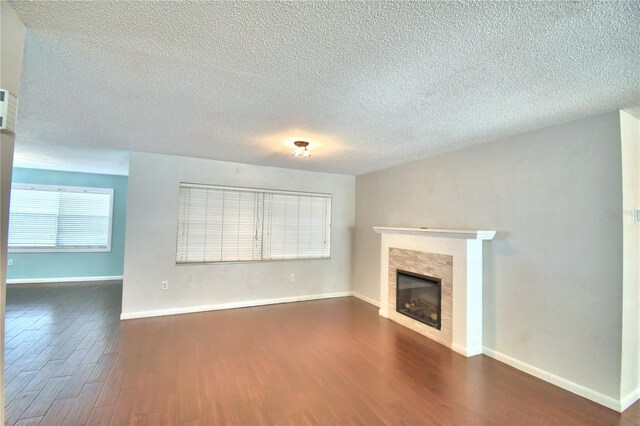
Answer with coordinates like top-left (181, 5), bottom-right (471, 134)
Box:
top-left (8, 168), bottom-right (128, 280)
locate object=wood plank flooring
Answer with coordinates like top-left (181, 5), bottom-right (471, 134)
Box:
top-left (4, 281), bottom-right (639, 425)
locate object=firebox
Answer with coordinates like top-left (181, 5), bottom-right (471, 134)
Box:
top-left (396, 270), bottom-right (441, 330)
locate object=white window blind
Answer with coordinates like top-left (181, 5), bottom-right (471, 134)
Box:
top-left (176, 184), bottom-right (331, 263)
top-left (8, 184), bottom-right (114, 252)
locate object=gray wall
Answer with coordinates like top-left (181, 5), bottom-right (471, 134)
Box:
top-left (352, 112), bottom-right (623, 399)
top-left (122, 152), bottom-right (355, 317)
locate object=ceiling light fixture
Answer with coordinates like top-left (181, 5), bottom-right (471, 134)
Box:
top-left (292, 141), bottom-right (311, 158)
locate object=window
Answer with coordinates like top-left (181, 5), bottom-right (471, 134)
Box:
top-left (8, 184), bottom-right (114, 252)
top-left (176, 183), bottom-right (331, 263)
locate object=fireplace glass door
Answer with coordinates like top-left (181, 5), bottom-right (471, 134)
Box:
top-left (396, 270), bottom-right (441, 330)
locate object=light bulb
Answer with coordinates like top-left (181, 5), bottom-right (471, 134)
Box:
top-left (292, 141), bottom-right (311, 158)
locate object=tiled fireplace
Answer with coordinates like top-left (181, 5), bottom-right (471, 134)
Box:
top-left (388, 248), bottom-right (453, 347)
top-left (374, 227), bottom-right (495, 357)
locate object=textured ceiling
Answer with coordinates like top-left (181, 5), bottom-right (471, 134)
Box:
top-left (9, 1), bottom-right (640, 176)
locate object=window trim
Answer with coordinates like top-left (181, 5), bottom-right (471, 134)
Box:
top-left (175, 182), bottom-right (332, 265)
top-left (179, 182), bottom-right (332, 198)
top-left (8, 183), bottom-right (115, 253)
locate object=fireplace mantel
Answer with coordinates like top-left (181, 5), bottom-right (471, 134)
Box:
top-left (373, 227), bottom-right (496, 240)
top-left (374, 225), bottom-right (496, 357)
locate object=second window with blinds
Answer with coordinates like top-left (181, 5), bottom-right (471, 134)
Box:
top-left (176, 183), bottom-right (331, 263)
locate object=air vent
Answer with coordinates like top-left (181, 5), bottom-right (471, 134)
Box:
top-left (0, 90), bottom-right (18, 134)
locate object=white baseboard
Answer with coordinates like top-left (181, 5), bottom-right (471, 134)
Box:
top-left (482, 347), bottom-right (550, 382)
top-left (451, 343), bottom-right (483, 358)
top-left (351, 291), bottom-right (380, 307)
top-left (121, 291), bottom-right (352, 320)
top-left (7, 275), bottom-right (123, 284)
top-left (619, 388), bottom-right (640, 412)
top-left (483, 346), bottom-right (629, 412)
top-left (547, 370), bottom-right (621, 412)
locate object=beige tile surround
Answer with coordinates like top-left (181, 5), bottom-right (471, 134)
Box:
top-left (388, 247), bottom-right (453, 348)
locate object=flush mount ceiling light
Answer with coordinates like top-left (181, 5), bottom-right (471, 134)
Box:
top-left (292, 141), bottom-right (311, 158)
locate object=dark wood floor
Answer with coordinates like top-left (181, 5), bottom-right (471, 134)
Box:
top-left (3, 282), bottom-right (639, 425)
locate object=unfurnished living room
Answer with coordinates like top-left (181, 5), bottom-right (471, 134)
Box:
top-left (0, 1), bottom-right (639, 425)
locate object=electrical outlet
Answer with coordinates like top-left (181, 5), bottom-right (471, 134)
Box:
top-left (289, 274), bottom-right (295, 282)
top-left (7, 259), bottom-right (13, 266)
top-left (161, 281), bottom-right (169, 290)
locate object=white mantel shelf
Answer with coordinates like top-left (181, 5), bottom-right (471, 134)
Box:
top-left (373, 227), bottom-right (496, 240)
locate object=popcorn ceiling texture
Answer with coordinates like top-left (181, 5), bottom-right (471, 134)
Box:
top-left (9, 1), bottom-right (640, 175)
